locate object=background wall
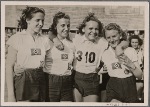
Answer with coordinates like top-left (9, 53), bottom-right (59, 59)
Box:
top-left (5, 5), bottom-right (144, 30)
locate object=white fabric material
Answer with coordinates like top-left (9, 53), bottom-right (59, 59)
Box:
top-left (44, 39), bottom-right (75, 75)
top-left (7, 31), bottom-right (51, 69)
top-left (137, 48), bottom-right (144, 67)
top-left (102, 46), bottom-right (138, 78)
top-left (73, 34), bottom-right (108, 74)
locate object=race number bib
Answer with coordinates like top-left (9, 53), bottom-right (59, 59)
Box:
top-left (76, 50), bottom-right (96, 63)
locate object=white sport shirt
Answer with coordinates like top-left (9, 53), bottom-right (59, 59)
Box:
top-left (44, 38), bottom-right (75, 75)
top-left (102, 46), bottom-right (138, 78)
top-left (73, 34), bottom-right (108, 74)
top-left (6, 31), bottom-right (51, 69)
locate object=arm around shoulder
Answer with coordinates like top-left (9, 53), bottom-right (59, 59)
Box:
top-left (48, 31), bottom-right (64, 50)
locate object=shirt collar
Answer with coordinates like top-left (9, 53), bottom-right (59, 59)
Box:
top-left (81, 35), bottom-right (89, 43)
top-left (24, 30), bottom-right (41, 37)
top-left (57, 37), bottom-right (67, 43)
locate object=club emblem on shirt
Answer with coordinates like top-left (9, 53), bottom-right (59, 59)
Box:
top-left (61, 54), bottom-right (68, 60)
top-left (31, 48), bottom-right (41, 55)
top-left (112, 62), bottom-right (122, 70)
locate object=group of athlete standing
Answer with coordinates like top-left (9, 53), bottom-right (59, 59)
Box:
top-left (6, 6), bottom-right (143, 103)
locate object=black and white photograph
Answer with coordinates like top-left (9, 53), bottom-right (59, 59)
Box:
top-left (1, 1), bottom-right (149, 106)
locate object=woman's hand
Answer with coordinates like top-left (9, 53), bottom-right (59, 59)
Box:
top-left (48, 31), bottom-right (64, 50)
top-left (118, 54), bottom-right (142, 79)
top-left (14, 64), bottom-right (24, 76)
top-left (118, 54), bottom-right (136, 70)
top-left (53, 37), bottom-right (64, 50)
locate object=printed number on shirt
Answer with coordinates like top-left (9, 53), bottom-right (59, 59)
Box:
top-left (85, 52), bottom-right (95, 63)
top-left (76, 51), bottom-right (96, 63)
top-left (68, 63), bottom-right (72, 70)
top-left (76, 51), bottom-right (83, 61)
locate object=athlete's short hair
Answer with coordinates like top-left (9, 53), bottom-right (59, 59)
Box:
top-left (104, 23), bottom-right (127, 41)
top-left (50, 11), bottom-right (70, 35)
top-left (78, 12), bottom-right (103, 37)
top-left (18, 6), bottom-right (45, 29)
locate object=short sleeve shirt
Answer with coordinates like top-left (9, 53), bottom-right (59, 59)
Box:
top-left (73, 34), bottom-right (108, 74)
top-left (102, 47), bottom-right (138, 78)
top-left (6, 31), bottom-right (51, 69)
top-left (44, 39), bottom-right (75, 75)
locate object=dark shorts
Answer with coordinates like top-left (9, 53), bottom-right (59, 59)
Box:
top-left (106, 76), bottom-right (138, 103)
top-left (48, 74), bottom-right (74, 102)
top-left (14, 68), bottom-right (46, 101)
top-left (74, 71), bottom-right (100, 97)
top-left (100, 73), bottom-right (110, 91)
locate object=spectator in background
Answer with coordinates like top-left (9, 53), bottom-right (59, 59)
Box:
top-left (6, 6), bottom-right (51, 102)
top-left (129, 35), bottom-right (144, 102)
top-left (6, 29), bottom-right (13, 39)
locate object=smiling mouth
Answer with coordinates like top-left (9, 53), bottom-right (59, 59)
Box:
top-left (36, 27), bottom-right (42, 29)
top-left (90, 34), bottom-right (98, 37)
top-left (110, 42), bottom-right (117, 46)
top-left (63, 31), bottom-right (68, 34)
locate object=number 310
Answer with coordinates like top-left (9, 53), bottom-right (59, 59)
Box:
top-left (76, 51), bottom-right (95, 63)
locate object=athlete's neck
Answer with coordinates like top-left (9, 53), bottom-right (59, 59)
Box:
top-left (26, 28), bottom-right (39, 41)
top-left (57, 34), bottom-right (66, 40)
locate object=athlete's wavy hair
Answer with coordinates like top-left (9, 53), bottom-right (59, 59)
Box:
top-left (50, 11), bottom-right (70, 36)
top-left (78, 12), bottom-right (103, 37)
top-left (18, 6), bottom-right (45, 29)
top-left (104, 23), bottom-right (127, 41)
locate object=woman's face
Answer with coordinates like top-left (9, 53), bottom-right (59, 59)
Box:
top-left (56, 18), bottom-right (70, 39)
top-left (83, 21), bottom-right (99, 41)
top-left (27, 12), bottom-right (45, 33)
top-left (105, 29), bottom-right (121, 49)
top-left (131, 39), bottom-right (139, 49)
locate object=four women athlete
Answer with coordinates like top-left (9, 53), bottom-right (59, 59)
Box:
top-left (6, 6), bottom-right (143, 102)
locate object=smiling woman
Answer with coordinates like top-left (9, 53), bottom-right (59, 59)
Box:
top-left (6, 6), bottom-right (51, 102)
top-left (101, 23), bottom-right (143, 103)
top-left (43, 12), bottom-right (75, 102)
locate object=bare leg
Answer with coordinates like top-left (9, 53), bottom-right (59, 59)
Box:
top-left (100, 90), bottom-right (107, 102)
top-left (73, 88), bottom-right (83, 102)
top-left (83, 95), bottom-right (99, 102)
top-left (136, 82), bottom-right (144, 102)
top-left (111, 99), bottom-right (122, 102)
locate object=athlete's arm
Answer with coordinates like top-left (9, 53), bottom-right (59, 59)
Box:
top-left (115, 41), bottom-right (129, 56)
top-left (6, 46), bottom-right (17, 102)
top-left (118, 55), bottom-right (142, 79)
